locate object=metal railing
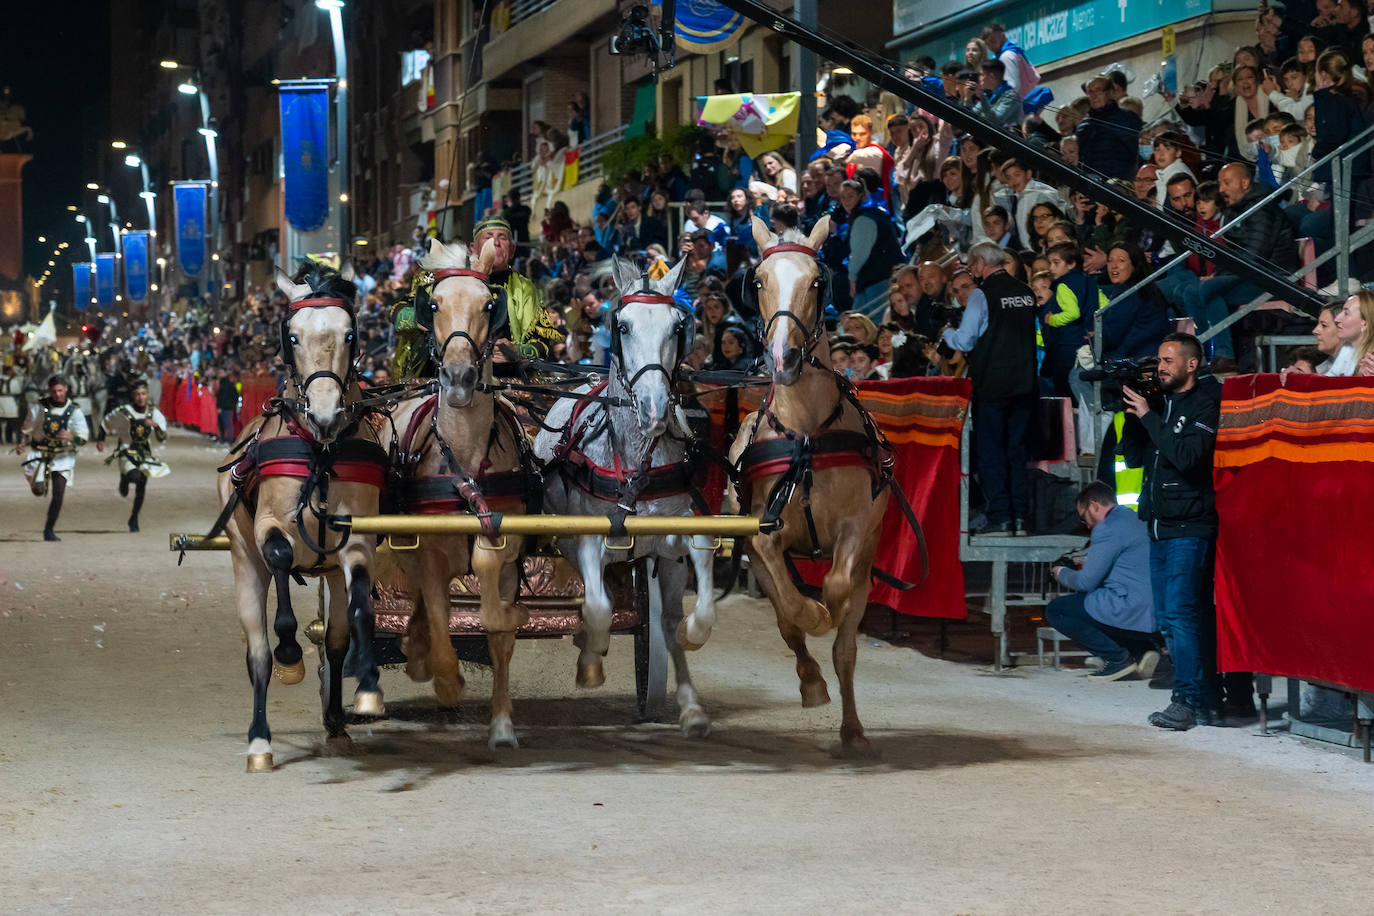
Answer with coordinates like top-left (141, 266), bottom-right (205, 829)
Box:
top-left (508, 0), bottom-right (559, 28)
top-left (504, 124), bottom-right (626, 205)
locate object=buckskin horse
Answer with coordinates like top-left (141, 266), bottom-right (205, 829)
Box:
top-left (533, 256), bottom-right (715, 737)
top-left (213, 263), bottom-right (389, 771)
top-left (729, 215), bottom-right (925, 754)
top-left (387, 238), bottom-right (535, 750)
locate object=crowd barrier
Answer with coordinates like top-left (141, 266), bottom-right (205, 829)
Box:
top-left (1215, 374), bottom-right (1374, 694)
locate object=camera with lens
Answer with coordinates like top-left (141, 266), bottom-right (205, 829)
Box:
top-left (1080, 356), bottom-right (1163, 409)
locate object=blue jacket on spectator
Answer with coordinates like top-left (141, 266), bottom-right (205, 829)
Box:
top-left (1057, 505), bottom-right (1154, 632)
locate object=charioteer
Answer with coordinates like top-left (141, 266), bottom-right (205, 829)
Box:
top-left (18, 374), bottom-right (89, 542)
top-left (392, 217), bottom-right (563, 378)
top-left (102, 378), bottom-right (169, 533)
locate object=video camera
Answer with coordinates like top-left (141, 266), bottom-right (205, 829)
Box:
top-left (1080, 356), bottom-right (1163, 409)
top-left (609, 4), bottom-right (675, 77)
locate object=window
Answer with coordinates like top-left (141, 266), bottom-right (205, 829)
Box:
top-left (401, 49), bottom-right (431, 87)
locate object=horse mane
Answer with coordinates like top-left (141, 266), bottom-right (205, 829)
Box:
top-left (418, 240), bottom-right (472, 273)
top-left (775, 227), bottom-right (809, 246)
top-left (290, 262), bottom-right (358, 302)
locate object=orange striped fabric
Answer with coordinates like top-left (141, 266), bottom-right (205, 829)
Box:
top-left (1216, 374), bottom-right (1374, 468)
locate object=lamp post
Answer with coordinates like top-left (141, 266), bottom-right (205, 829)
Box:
top-left (93, 189), bottom-right (123, 261)
top-left (317, 0), bottom-right (349, 258)
top-left (112, 141), bottom-right (157, 232)
top-left (164, 62), bottom-right (221, 305)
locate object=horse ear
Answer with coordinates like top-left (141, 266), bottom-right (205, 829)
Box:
top-left (805, 214), bottom-right (831, 252)
top-left (428, 236), bottom-right (446, 260)
top-left (659, 255), bottom-right (688, 294)
top-left (340, 260), bottom-right (356, 283)
top-left (476, 237), bottom-right (498, 274)
top-left (274, 266), bottom-right (308, 301)
top-left (610, 256), bottom-right (638, 293)
top-left (751, 215), bottom-right (776, 255)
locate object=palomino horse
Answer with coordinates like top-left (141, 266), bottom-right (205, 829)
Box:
top-left (728, 215), bottom-right (896, 753)
top-left (533, 256), bottom-right (714, 737)
top-left (388, 238), bottom-right (533, 749)
top-left (216, 263), bottom-right (389, 771)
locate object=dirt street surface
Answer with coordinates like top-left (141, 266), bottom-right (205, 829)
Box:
top-left (2, 428), bottom-right (1372, 915)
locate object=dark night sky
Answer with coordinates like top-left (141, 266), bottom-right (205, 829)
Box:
top-left (4, 0), bottom-right (110, 288)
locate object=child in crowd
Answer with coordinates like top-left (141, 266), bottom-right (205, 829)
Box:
top-left (1059, 136), bottom-right (1079, 168)
top-left (981, 205), bottom-right (1012, 248)
top-left (1041, 241), bottom-right (1097, 397)
top-left (1152, 131), bottom-right (1195, 209)
top-left (1030, 269), bottom-right (1055, 308)
top-left (1265, 58), bottom-right (1313, 118)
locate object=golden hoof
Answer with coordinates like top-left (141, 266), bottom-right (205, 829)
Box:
top-left (245, 752), bottom-right (274, 773)
top-left (576, 661), bottom-right (605, 689)
top-left (676, 620), bottom-right (704, 651)
top-left (273, 659), bottom-right (306, 685)
top-left (353, 691), bottom-right (385, 716)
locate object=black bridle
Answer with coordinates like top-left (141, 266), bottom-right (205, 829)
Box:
top-left (424, 267), bottom-right (503, 370)
top-left (283, 296), bottom-right (357, 413)
top-left (752, 243), bottom-right (830, 370)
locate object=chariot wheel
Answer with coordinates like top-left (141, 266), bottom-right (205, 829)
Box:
top-left (632, 558), bottom-right (669, 722)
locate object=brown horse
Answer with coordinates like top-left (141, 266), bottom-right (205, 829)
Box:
top-left (728, 215), bottom-right (891, 753)
top-left (218, 263), bottom-right (389, 771)
top-left (387, 238), bottom-right (532, 749)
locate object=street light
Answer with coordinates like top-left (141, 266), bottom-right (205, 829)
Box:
top-left (159, 59), bottom-right (180, 69)
top-left (178, 80), bottom-right (199, 95)
top-left (85, 182), bottom-right (98, 190)
top-left (111, 140), bottom-right (127, 150)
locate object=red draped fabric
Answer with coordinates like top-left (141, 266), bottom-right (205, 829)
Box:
top-left (1214, 373), bottom-right (1374, 692)
top-left (697, 376), bottom-right (969, 619)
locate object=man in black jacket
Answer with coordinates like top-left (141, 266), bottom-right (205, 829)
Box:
top-left (614, 197), bottom-right (667, 253)
top-left (944, 241), bottom-right (1038, 536)
top-left (1122, 333), bottom-right (1250, 730)
top-left (1183, 162), bottom-right (1298, 372)
top-left (1076, 78), bottom-right (1143, 180)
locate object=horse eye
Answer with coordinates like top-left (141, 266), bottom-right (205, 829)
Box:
top-left (618, 323), bottom-right (628, 335)
top-left (753, 279), bottom-right (762, 289)
top-left (289, 335), bottom-right (298, 344)
top-left (811, 278), bottom-right (821, 288)
top-left (430, 301), bottom-right (438, 312)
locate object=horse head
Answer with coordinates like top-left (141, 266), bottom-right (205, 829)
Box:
top-left (749, 214), bottom-right (831, 386)
top-left (275, 260), bottom-right (358, 444)
top-left (608, 254), bottom-right (689, 440)
top-left (418, 237), bottom-right (501, 408)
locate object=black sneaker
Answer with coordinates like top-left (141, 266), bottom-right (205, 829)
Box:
top-left (978, 520), bottom-right (1014, 538)
top-left (43, 529), bottom-right (60, 542)
top-left (1148, 655), bottom-right (1174, 690)
top-left (1013, 517), bottom-right (1031, 537)
top-left (128, 515), bottom-right (140, 533)
top-left (1089, 657), bottom-right (1138, 680)
top-left (1148, 701), bottom-right (1197, 731)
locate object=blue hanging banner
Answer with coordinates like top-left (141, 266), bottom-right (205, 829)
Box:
top-left (72, 262), bottom-right (92, 312)
top-left (173, 182), bottom-right (207, 278)
top-left (653, 0), bottom-right (746, 54)
top-left (278, 81), bottom-right (332, 232)
top-left (95, 253), bottom-right (117, 307)
top-left (123, 230), bottom-right (150, 303)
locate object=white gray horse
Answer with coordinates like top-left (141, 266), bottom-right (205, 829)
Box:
top-left (533, 256), bottom-right (716, 737)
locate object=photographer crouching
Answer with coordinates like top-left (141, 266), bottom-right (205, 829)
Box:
top-left (1121, 333), bottom-right (1251, 730)
top-left (1048, 482), bottom-right (1159, 680)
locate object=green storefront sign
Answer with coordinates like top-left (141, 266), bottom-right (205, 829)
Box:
top-left (894, 0), bottom-right (1211, 66)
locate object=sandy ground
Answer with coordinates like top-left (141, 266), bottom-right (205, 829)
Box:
top-left (2, 427), bottom-right (1372, 915)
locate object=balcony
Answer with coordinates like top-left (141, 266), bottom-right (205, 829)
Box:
top-left (482, 0), bottom-right (616, 81)
top-left (501, 123), bottom-right (625, 203)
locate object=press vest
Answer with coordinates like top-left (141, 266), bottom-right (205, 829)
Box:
top-left (966, 269), bottom-right (1038, 401)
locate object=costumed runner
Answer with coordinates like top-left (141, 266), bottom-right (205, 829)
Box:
top-left (101, 378), bottom-right (169, 533)
top-left (18, 374), bottom-right (89, 542)
top-left (391, 216), bottom-right (564, 379)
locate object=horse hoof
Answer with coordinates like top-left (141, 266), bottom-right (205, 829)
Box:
top-left (488, 721), bottom-right (519, 750)
top-left (576, 660), bottom-right (605, 689)
top-left (801, 608), bottom-right (833, 637)
top-left (680, 707), bottom-right (712, 739)
top-left (353, 691), bottom-right (385, 717)
top-left (830, 734), bottom-right (875, 759)
top-left (433, 676), bottom-right (464, 708)
top-left (404, 658), bottom-right (433, 683)
top-left (800, 679), bottom-right (831, 708)
top-left (676, 619), bottom-right (705, 651)
top-left (323, 734), bottom-right (354, 756)
top-left (245, 752), bottom-right (274, 773)
top-left (273, 659), bottom-right (306, 685)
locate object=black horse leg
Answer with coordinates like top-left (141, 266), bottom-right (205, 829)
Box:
top-left (262, 530), bottom-right (302, 671)
top-left (245, 645), bottom-right (272, 746)
top-left (348, 564), bottom-right (381, 696)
